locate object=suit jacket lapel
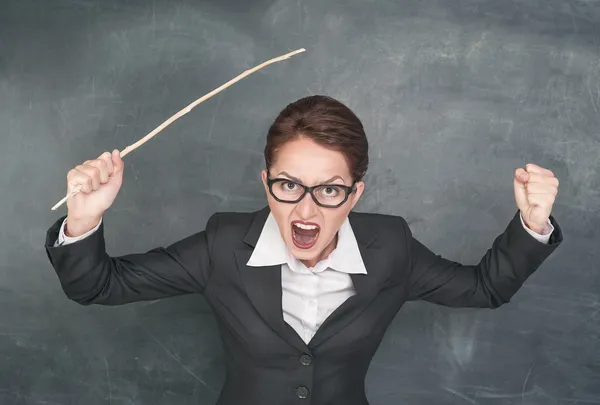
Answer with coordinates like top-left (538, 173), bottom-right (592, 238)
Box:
top-left (308, 212), bottom-right (385, 348)
top-left (308, 246), bottom-right (384, 349)
top-left (234, 207), bottom-right (309, 353)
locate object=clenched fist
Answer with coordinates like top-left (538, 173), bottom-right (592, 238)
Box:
top-left (65, 150), bottom-right (124, 236)
top-left (514, 163), bottom-right (559, 235)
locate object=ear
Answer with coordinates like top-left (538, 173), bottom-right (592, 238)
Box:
top-left (261, 169), bottom-right (269, 192)
top-left (349, 181), bottom-right (365, 210)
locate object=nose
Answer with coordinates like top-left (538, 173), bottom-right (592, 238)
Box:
top-left (295, 191), bottom-right (318, 220)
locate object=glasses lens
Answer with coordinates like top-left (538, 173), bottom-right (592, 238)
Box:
top-left (270, 180), bottom-right (305, 202)
top-left (312, 185), bottom-right (347, 206)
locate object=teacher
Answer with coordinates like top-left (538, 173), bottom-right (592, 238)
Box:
top-left (45, 95), bottom-right (563, 405)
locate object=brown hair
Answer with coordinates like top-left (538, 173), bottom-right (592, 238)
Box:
top-left (264, 95), bottom-right (369, 182)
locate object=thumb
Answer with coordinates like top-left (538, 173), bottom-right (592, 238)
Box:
top-left (111, 149), bottom-right (124, 176)
top-left (513, 168), bottom-right (529, 211)
top-left (515, 167), bottom-right (529, 183)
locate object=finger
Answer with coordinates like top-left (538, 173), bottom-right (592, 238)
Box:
top-left (513, 177), bottom-right (529, 212)
top-left (97, 151), bottom-right (115, 176)
top-left (76, 164), bottom-right (102, 191)
top-left (525, 172), bottom-right (560, 187)
top-left (88, 159), bottom-right (110, 183)
top-left (525, 163), bottom-right (555, 177)
top-left (525, 182), bottom-right (559, 196)
top-left (67, 168), bottom-right (94, 194)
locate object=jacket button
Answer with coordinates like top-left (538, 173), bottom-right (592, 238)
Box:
top-left (296, 386), bottom-right (309, 399)
top-left (299, 354), bottom-right (312, 366)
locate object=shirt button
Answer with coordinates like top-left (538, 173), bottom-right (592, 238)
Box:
top-left (299, 354), bottom-right (312, 366)
top-left (309, 300), bottom-right (316, 307)
top-left (296, 386), bottom-right (309, 399)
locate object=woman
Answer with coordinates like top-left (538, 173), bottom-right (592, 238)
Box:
top-left (45, 95), bottom-right (562, 405)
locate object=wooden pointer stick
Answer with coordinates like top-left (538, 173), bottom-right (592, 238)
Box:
top-left (51, 47), bottom-right (306, 211)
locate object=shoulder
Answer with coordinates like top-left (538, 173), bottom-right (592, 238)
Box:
top-left (207, 210), bottom-right (257, 231)
top-left (348, 211), bottom-right (413, 283)
top-left (348, 210), bottom-right (412, 245)
top-left (204, 206), bottom-right (269, 247)
top-left (349, 210), bottom-right (409, 228)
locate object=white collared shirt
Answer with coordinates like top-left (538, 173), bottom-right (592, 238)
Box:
top-left (55, 211), bottom-right (552, 344)
top-left (247, 213), bottom-right (367, 343)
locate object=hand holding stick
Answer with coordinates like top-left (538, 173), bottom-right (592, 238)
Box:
top-left (51, 47), bottom-right (306, 211)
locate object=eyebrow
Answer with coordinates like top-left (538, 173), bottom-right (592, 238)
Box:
top-left (277, 171), bottom-right (345, 184)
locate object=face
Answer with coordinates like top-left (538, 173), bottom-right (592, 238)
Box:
top-left (261, 137), bottom-right (365, 268)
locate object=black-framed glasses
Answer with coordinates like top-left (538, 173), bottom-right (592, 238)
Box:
top-left (266, 173), bottom-right (356, 208)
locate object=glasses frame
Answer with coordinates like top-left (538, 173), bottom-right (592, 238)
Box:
top-left (266, 173), bottom-right (356, 208)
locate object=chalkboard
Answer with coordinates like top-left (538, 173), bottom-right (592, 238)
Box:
top-left (2, 0), bottom-right (599, 404)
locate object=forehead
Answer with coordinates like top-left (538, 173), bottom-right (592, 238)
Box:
top-left (272, 138), bottom-right (351, 183)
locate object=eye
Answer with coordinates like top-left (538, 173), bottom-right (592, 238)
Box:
top-left (319, 186), bottom-right (341, 197)
top-left (280, 181), bottom-right (299, 192)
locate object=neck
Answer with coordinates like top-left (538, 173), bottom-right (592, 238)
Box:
top-left (300, 233), bottom-right (338, 268)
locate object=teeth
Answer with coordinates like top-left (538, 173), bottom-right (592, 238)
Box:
top-left (294, 223), bottom-right (318, 230)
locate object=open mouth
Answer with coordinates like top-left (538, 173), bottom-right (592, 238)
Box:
top-left (291, 220), bottom-right (320, 249)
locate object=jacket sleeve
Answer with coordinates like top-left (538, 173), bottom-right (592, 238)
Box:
top-left (404, 210), bottom-right (563, 308)
top-left (44, 213), bottom-right (219, 306)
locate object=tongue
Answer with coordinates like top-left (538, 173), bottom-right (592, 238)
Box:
top-left (293, 226), bottom-right (319, 245)
top-left (296, 234), bottom-right (315, 244)
top-left (294, 227), bottom-right (318, 236)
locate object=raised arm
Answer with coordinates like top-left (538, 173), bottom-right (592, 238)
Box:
top-left (44, 149), bottom-right (218, 305)
top-left (44, 213), bottom-right (219, 305)
top-left (405, 163), bottom-right (563, 308)
top-left (404, 210), bottom-right (562, 308)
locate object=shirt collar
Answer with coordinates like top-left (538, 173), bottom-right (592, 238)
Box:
top-left (246, 212), bottom-right (367, 274)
